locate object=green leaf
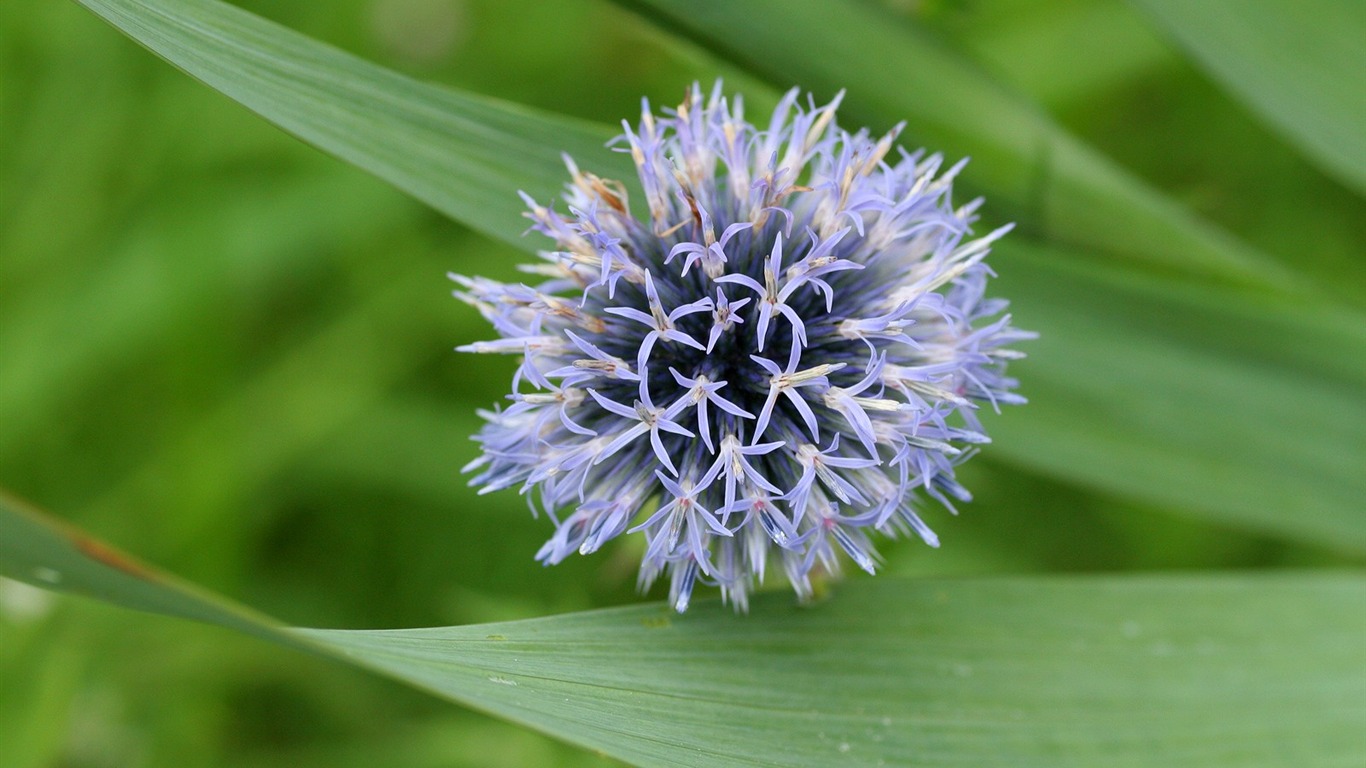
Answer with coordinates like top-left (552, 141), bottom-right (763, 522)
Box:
top-left (73, 0), bottom-right (628, 252)
top-left (82, 0), bottom-right (1297, 291)
top-left (0, 169), bottom-right (415, 459)
top-left (0, 491), bottom-right (294, 649)
top-left (69, 0), bottom-right (1366, 548)
top-left (4, 493), bottom-right (1364, 767)
top-left (70, 261), bottom-right (449, 569)
top-left (1130, 0), bottom-right (1366, 196)
top-left (614, 0), bottom-right (1303, 289)
top-left (930, 1), bottom-right (1174, 109)
top-left (992, 241), bottom-right (1366, 550)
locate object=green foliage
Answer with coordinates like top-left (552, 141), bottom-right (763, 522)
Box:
top-left (1, 0), bottom-right (1363, 765)
top-left (619, 0), bottom-right (1294, 287)
top-left (1131, 0), bottom-right (1366, 195)
top-left (5, 496), bottom-right (1364, 767)
top-left (67, 0), bottom-right (1366, 549)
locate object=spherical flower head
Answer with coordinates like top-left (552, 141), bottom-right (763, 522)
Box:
top-left (454, 83), bottom-right (1033, 612)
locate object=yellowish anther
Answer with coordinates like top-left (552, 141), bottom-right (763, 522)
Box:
top-left (852, 396), bottom-right (902, 412)
top-left (688, 375), bottom-right (711, 402)
top-left (777, 363), bottom-right (846, 388)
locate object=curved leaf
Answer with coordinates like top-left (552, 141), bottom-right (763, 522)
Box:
top-left (74, 0), bottom-right (626, 251)
top-left (2, 494), bottom-right (1363, 767)
top-left (0, 491), bottom-right (293, 649)
top-left (993, 242), bottom-right (1366, 549)
top-left (1131, 0), bottom-right (1366, 196)
top-left (613, 0), bottom-right (1303, 290)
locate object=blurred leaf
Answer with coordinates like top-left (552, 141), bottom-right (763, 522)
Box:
top-left (0, 170), bottom-right (414, 459)
top-left (71, 0), bottom-right (1366, 549)
top-left (614, 0), bottom-right (1303, 290)
top-left (993, 241), bottom-right (1366, 551)
top-left (80, 262), bottom-right (443, 556)
top-left (1130, 0), bottom-right (1366, 196)
top-left (236, 717), bottom-right (620, 768)
top-left (0, 601), bottom-right (87, 768)
top-left (74, 0), bottom-right (627, 252)
top-left (0, 492), bottom-right (293, 649)
top-left (4, 494), bottom-right (1364, 767)
top-left (923, 0), bottom-right (1173, 109)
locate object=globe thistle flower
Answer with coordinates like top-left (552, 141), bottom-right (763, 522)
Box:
top-left (454, 83), bottom-right (1032, 612)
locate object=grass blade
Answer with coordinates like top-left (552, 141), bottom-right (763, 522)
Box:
top-left (994, 242), bottom-right (1366, 550)
top-left (1131, 0), bottom-right (1366, 196)
top-left (615, 0), bottom-right (1305, 290)
top-left (4, 493), bottom-right (1363, 767)
top-left (73, 0), bottom-right (627, 251)
top-left (0, 491), bottom-right (293, 649)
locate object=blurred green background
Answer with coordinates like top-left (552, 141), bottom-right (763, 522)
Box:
top-left (1, 0), bottom-right (1361, 765)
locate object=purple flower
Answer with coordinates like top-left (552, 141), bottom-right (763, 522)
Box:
top-left (455, 83), bottom-right (1032, 611)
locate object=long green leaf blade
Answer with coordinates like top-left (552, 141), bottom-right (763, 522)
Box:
top-left (994, 242), bottom-right (1366, 549)
top-left (614, 0), bottom-right (1302, 289)
top-left (3, 495), bottom-right (1363, 767)
top-left (83, 0), bottom-right (1295, 291)
top-left (74, 0), bottom-right (626, 250)
top-left (1131, 0), bottom-right (1366, 196)
top-left (312, 574), bottom-right (1366, 768)
top-left (0, 491), bottom-right (294, 649)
